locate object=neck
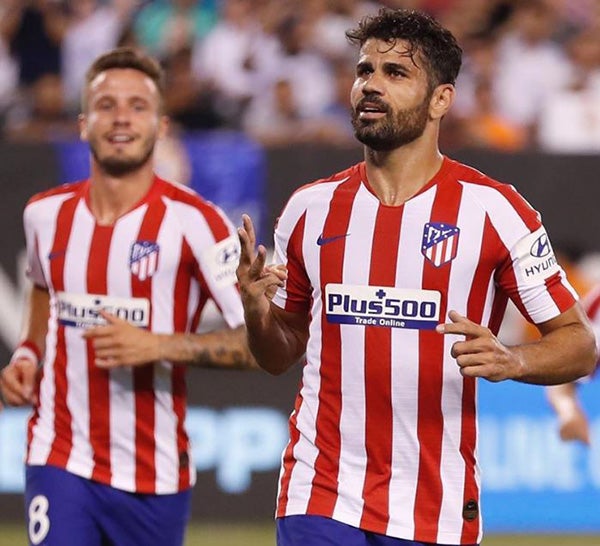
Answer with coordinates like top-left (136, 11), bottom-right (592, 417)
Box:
top-left (363, 132), bottom-right (443, 206)
top-left (88, 161), bottom-right (155, 225)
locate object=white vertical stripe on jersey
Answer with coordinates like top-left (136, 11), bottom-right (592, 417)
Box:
top-left (387, 188), bottom-right (437, 538)
top-left (275, 181), bottom-right (340, 514)
top-left (63, 201), bottom-right (95, 477)
top-left (26, 197), bottom-right (68, 464)
top-left (436, 188), bottom-right (485, 542)
top-left (332, 184), bottom-right (378, 525)
top-left (106, 210), bottom-right (145, 491)
top-left (153, 208), bottom-right (181, 493)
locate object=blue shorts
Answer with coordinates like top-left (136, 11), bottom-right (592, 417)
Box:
top-left (25, 465), bottom-right (191, 546)
top-left (276, 515), bottom-right (478, 546)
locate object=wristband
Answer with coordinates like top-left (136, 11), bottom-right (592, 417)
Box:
top-left (10, 340), bottom-right (42, 366)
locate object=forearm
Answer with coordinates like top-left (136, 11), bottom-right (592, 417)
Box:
top-left (19, 285), bottom-right (50, 357)
top-left (244, 303), bottom-right (306, 375)
top-left (546, 382), bottom-right (578, 416)
top-left (156, 325), bottom-right (258, 369)
top-left (511, 322), bottom-right (596, 385)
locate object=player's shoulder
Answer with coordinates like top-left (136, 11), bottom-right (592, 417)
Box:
top-left (285, 163), bottom-right (361, 209)
top-left (157, 177), bottom-right (222, 215)
top-left (26, 180), bottom-right (85, 208)
top-left (448, 157), bottom-right (535, 213)
top-left (156, 176), bottom-right (233, 235)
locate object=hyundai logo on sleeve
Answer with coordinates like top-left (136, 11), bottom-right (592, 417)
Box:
top-left (529, 233), bottom-right (551, 258)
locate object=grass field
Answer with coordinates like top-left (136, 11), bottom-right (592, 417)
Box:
top-left (0, 522), bottom-right (598, 546)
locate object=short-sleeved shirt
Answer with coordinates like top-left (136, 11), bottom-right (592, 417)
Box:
top-left (271, 157), bottom-right (577, 545)
top-left (23, 176), bottom-right (243, 494)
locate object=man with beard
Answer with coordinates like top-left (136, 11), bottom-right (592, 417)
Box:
top-left (235, 8), bottom-right (597, 546)
top-left (0, 47), bottom-right (264, 546)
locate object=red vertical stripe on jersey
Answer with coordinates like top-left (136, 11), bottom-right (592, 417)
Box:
top-left (277, 386), bottom-right (307, 516)
top-left (413, 178), bottom-right (462, 542)
top-left (45, 195), bottom-right (79, 468)
top-left (460, 215), bottom-right (500, 543)
top-left (360, 205), bottom-right (402, 532)
top-left (173, 238), bottom-right (195, 489)
top-left (86, 225), bottom-right (113, 483)
top-left (276, 213), bottom-right (308, 513)
top-left (307, 178), bottom-right (359, 516)
top-left (131, 197), bottom-right (166, 491)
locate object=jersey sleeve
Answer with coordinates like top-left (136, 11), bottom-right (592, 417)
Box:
top-left (271, 195), bottom-right (312, 314)
top-left (487, 185), bottom-right (578, 324)
top-left (173, 199), bottom-right (244, 329)
top-left (23, 201), bottom-right (47, 289)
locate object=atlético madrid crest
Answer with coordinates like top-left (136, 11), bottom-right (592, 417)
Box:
top-left (129, 241), bottom-right (160, 280)
top-left (421, 222), bottom-right (460, 267)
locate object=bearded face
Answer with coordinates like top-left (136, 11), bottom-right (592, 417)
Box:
top-left (351, 91), bottom-right (431, 152)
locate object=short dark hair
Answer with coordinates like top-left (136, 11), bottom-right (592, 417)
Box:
top-left (346, 8), bottom-right (462, 90)
top-left (83, 47), bottom-right (165, 110)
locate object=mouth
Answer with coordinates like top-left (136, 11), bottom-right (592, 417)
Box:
top-left (356, 100), bottom-right (388, 120)
top-left (106, 133), bottom-right (136, 145)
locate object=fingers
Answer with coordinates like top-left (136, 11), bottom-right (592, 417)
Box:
top-left (237, 214), bottom-right (257, 267)
top-left (436, 310), bottom-right (488, 339)
top-left (0, 359), bottom-right (37, 405)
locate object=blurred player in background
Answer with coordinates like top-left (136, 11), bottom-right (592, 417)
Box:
top-left (0, 47), bottom-right (262, 546)
top-left (547, 284), bottom-right (600, 445)
top-left (236, 8), bottom-right (597, 546)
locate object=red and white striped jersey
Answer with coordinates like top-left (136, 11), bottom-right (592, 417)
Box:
top-left (271, 157), bottom-right (577, 544)
top-left (23, 176), bottom-right (244, 494)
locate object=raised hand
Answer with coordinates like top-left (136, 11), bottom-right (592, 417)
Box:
top-left (236, 214), bottom-right (287, 318)
top-left (436, 310), bottom-right (524, 382)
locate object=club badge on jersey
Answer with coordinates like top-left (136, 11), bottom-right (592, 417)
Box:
top-left (325, 284), bottom-right (441, 330)
top-left (129, 241), bottom-right (160, 281)
top-left (421, 222), bottom-right (460, 267)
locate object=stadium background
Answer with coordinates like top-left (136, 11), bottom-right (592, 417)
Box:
top-left (0, 141), bottom-right (598, 545)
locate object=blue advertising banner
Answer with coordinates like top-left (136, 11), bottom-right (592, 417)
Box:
top-left (478, 379), bottom-right (600, 532)
top-left (52, 130), bottom-right (266, 239)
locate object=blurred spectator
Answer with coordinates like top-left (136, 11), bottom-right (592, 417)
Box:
top-left (493, 0), bottom-right (571, 138)
top-left (163, 46), bottom-right (225, 130)
top-left (191, 0), bottom-right (280, 127)
top-left (303, 0), bottom-right (380, 63)
top-left (134, 0), bottom-right (217, 58)
top-left (62, 0), bottom-right (139, 112)
top-left (5, 73), bottom-right (77, 142)
top-left (459, 76), bottom-right (526, 151)
top-left (1, 0), bottom-right (67, 87)
top-left (0, 13), bottom-right (17, 126)
top-left (537, 29), bottom-right (600, 153)
top-left (270, 13), bottom-right (335, 119)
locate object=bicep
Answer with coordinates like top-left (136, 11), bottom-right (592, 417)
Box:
top-left (535, 302), bottom-right (590, 337)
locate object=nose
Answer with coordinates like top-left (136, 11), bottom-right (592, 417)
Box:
top-left (361, 71), bottom-right (384, 96)
top-left (113, 104), bottom-right (131, 124)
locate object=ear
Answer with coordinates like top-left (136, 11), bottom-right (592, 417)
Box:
top-left (78, 113), bottom-right (88, 141)
top-left (157, 115), bottom-right (169, 140)
top-left (429, 84), bottom-right (455, 121)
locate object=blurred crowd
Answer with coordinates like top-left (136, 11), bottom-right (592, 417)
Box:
top-left (1, 0), bottom-right (600, 152)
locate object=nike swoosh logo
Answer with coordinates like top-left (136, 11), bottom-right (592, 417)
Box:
top-left (317, 233), bottom-right (350, 246)
top-left (48, 250), bottom-right (66, 260)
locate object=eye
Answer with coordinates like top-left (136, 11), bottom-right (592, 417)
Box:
top-left (96, 99), bottom-right (114, 110)
top-left (356, 65), bottom-right (372, 77)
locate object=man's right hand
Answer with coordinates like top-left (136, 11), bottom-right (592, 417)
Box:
top-left (236, 214), bottom-right (286, 318)
top-left (0, 358), bottom-right (38, 406)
